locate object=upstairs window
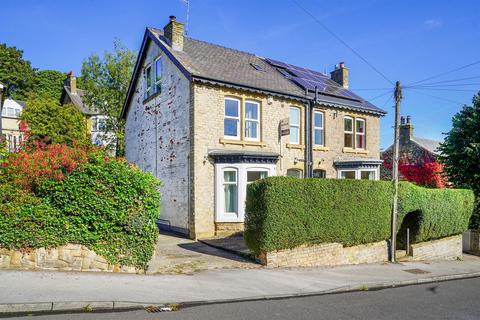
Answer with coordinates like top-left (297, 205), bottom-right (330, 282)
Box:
top-left (224, 98), bottom-right (240, 139)
top-left (289, 107), bottom-right (300, 144)
top-left (344, 116), bottom-right (354, 148)
top-left (356, 119), bottom-right (366, 149)
top-left (144, 64), bottom-right (152, 99)
top-left (154, 57), bottom-right (162, 94)
top-left (245, 101), bottom-right (260, 141)
top-left (313, 111), bottom-right (324, 146)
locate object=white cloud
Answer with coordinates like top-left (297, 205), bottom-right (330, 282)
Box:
top-left (424, 19), bottom-right (442, 29)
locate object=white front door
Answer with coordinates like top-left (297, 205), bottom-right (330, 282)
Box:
top-left (215, 163), bottom-right (276, 222)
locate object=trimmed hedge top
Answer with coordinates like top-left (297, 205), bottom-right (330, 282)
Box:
top-left (245, 177), bottom-right (474, 255)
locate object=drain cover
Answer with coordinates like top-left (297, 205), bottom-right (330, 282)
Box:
top-left (145, 305), bottom-right (178, 313)
top-left (403, 268), bottom-right (430, 274)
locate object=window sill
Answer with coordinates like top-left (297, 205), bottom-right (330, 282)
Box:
top-left (286, 144), bottom-right (305, 150)
top-left (313, 146), bottom-right (329, 152)
top-left (342, 147), bottom-right (369, 155)
top-left (219, 138), bottom-right (266, 147)
top-left (142, 91), bottom-right (161, 104)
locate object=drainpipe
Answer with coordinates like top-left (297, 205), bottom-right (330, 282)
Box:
top-left (304, 88), bottom-right (314, 178)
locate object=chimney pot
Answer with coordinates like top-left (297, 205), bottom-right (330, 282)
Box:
top-left (164, 15), bottom-right (184, 51)
top-left (330, 61), bottom-right (349, 89)
top-left (407, 115), bottom-right (411, 124)
top-left (401, 116), bottom-right (405, 125)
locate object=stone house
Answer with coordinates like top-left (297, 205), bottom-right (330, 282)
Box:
top-left (121, 16), bottom-right (387, 239)
top-left (60, 72), bottom-right (115, 149)
top-left (381, 115), bottom-right (441, 179)
top-left (1, 98), bottom-right (25, 152)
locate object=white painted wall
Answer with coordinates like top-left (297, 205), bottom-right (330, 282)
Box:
top-left (125, 41), bottom-right (191, 234)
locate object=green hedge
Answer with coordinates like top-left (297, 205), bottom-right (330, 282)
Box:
top-left (397, 182), bottom-right (474, 246)
top-left (245, 177), bottom-right (474, 255)
top-left (0, 157), bottom-right (161, 270)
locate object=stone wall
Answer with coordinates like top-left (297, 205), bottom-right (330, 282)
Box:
top-left (215, 222), bottom-right (244, 236)
top-left (463, 230), bottom-right (480, 255)
top-left (257, 241), bottom-right (389, 268)
top-left (0, 244), bottom-right (141, 273)
top-left (409, 235), bottom-right (462, 261)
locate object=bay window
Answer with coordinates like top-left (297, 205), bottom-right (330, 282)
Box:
top-left (223, 170), bottom-right (238, 214)
top-left (289, 107), bottom-right (300, 144)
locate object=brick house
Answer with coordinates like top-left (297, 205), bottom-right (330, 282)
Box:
top-left (121, 16), bottom-right (386, 238)
top-left (381, 115), bottom-right (441, 179)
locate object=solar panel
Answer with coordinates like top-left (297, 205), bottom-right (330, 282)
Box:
top-left (266, 58), bottom-right (363, 102)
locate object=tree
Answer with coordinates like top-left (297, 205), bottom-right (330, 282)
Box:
top-left (80, 40), bottom-right (136, 156)
top-left (0, 43), bottom-right (35, 100)
top-left (20, 97), bottom-right (89, 147)
top-left (30, 70), bottom-right (66, 101)
top-left (439, 92), bottom-right (480, 228)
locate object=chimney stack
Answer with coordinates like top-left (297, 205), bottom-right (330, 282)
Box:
top-left (330, 62), bottom-right (349, 89)
top-left (64, 71), bottom-right (77, 95)
top-left (163, 15), bottom-right (184, 51)
top-left (400, 115), bottom-right (414, 144)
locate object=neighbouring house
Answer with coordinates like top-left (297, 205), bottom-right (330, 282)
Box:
top-left (1, 98), bottom-right (25, 152)
top-left (60, 72), bottom-right (115, 149)
top-left (381, 115), bottom-right (441, 180)
top-left (121, 16), bottom-right (387, 238)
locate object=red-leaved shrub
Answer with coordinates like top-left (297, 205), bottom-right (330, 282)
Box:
top-left (1, 144), bottom-right (90, 192)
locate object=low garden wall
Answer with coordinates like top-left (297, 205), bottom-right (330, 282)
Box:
top-left (245, 177), bottom-right (474, 267)
top-left (257, 241), bottom-right (388, 268)
top-left (462, 230), bottom-right (480, 255)
top-left (409, 235), bottom-right (462, 261)
top-left (0, 244), bottom-right (142, 273)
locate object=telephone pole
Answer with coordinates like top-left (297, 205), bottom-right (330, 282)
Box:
top-left (391, 81), bottom-right (402, 262)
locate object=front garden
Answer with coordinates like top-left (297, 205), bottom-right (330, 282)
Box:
top-left (0, 144), bottom-right (161, 270)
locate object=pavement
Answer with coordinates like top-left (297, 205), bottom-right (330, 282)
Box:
top-left (1, 255), bottom-right (480, 315)
top-left (10, 277), bottom-right (480, 319)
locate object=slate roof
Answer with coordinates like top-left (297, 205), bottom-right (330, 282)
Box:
top-left (122, 28), bottom-right (386, 118)
top-left (412, 137), bottom-right (441, 155)
top-left (61, 86), bottom-right (99, 116)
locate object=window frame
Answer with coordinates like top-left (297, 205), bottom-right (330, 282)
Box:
top-left (313, 169), bottom-right (326, 178)
top-left (313, 110), bottom-right (325, 146)
top-left (344, 116), bottom-right (354, 148)
top-left (244, 100), bottom-right (260, 142)
top-left (289, 107), bottom-right (301, 145)
top-left (338, 169), bottom-right (377, 180)
top-left (355, 118), bottom-right (366, 150)
top-left (224, 97), bottom-right (241, 140)
top-left (222, 169), bottom-right (238, 215)
top-left (286, 168), bottom-right (303, 178)
top-left (144, 63), bottom-right (152, 99)
top-left (154, 56), bottom-right (162, 94)
top-left (339, 170), bottom-right (356, 180)
top-left (360, 169), bottom-right (376, 180)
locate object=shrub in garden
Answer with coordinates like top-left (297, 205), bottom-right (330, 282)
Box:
top-left (245, 177), bottom-right (474, 255)
top-left (0, 146), bottom-right (161, 269)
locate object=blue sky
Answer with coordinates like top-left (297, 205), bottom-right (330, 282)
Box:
top-left (2, 0), bottom-right (479, 148)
